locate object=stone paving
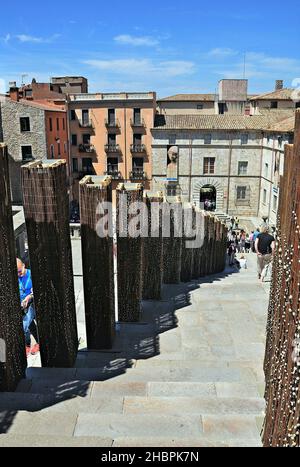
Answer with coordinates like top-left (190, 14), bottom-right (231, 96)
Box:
top-left (0, 241), bottom-right (270, 447)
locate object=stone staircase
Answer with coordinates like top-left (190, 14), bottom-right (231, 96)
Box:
top-left (214, 212), bottom-right (231, 226)
top-left (0, 256), bottom-right (267, 447)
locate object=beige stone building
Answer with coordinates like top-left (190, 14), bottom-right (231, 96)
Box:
top-left (151, 113), bottom-right (294, 223)
top-left (67, 92), bottom-right (156, 198)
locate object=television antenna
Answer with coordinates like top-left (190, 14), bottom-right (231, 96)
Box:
top-left (21, 74), bottom-right (28, 86)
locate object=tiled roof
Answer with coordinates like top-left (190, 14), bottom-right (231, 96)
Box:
top-left (6, 97), bottom-right (66, 112)
top-left (249, 88), bottom-right (294, 101)
top-left (158, 94), bottom-right (216, 102)
top-left (153, 113), bottom-right (295, 131)
top-left (269, 116), bottom-right (295, 132)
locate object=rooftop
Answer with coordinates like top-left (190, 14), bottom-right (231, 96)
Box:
top-left (69, 92), bottom-right (156, 102)
top-left (250, 88), bottom-right (294, 101)
top-left (158, 94), bottom-right (216, 102)
top-left (153, 113), bottom-right (295, 131)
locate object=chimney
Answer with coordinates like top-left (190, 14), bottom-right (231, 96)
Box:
top-left (9, 82), bottom-right (19, 101)
top-left (275, 80), bottom-right (284, 91)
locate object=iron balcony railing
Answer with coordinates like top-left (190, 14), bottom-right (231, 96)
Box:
top-left (105, 144), bottom-right (121, 153)
top-left (130, 144), bottom-right (146, 153)
top-left (105, 170), bottom-right (123, 180)
top-left (78, 119), bottom-right (93, 128)
top-left (78, 144), bottom-right (95, 153)
top-left (130, 169), bottom-right (147, 180)
top-left (130, 118), bottom-right (146, 128)
top-left (105, 118), bottom-right (120, 129)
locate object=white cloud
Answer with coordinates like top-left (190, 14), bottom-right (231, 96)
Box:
top-left (84, 58), bottom-right (195, 77)
top-left (114, 34), bottom-right (159, 47)
top-left (16, 34), bottom-right (60, 43)
top-left (207, 48), bottom-right (238, 58)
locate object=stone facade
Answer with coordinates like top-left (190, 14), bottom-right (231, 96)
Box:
top-left (152, 127), bottom-right (290, 220)
top-left (0, 99), bottom-right (47, 204)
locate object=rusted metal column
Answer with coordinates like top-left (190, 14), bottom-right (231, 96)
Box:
top-left (181, 203), bottom-right (195, 283)
top-left (21, 160), bottom-right (78, 367)
top-left (163, 197), bottom-right (183, 284)
top-left (117, 183), bottom-right (144, 322)
top-left (80, 176), bottom-right (115, 350)
top-left (0, 144), bottom-right (26, 391)
top-left (142, 191), bottom-right (164, 300)
top-left (263, 110), bottom-right (300, 447)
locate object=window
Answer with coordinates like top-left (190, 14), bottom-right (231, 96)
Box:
top-left (241, 134), bottom-right (249, 145)
top-left (271, 101), bottom-right (278, 109)
top-left (20, 117), bottom-right (30, 132)
top-left (70, 110), bottom-right (76, 121)
top-left (50, 145), bottom-right (55, 159)
top-left (72, 158), bottom-right (78, 173)
top-left (133, 108), bottom-right (141, 125)
top-left (49, 118), bottom-right (53, 132)
top-left (57, 143), bottom-right (61, 156)
top-left (204, 134), bottom-right (212, 145)
top-left (238, 161), bottom-right (248, 175)
top-left (263, 189), bottom-right (267, 204)
top-left (82, 134), bottom-right (90, 145)
top-left (203, 157), bottom-right (215, 175)
top-left (108, 134), bottom-right (116, 145)
top-left (133, 134), bottom-right (142, 145)
top-left (82, 157), bottom-right (93, 174)
top-left (108, 109), bottom-right (115, 125)
top-left (265, 163), bottom-right (269, 178)
top-left (236, 186), bottom-right (249, 201)
top-left (278, 136), bottom-right (283, 147)
top-left (218, 103), bottom-right (226, 114)
top-left (82, 110), bottom-right (89, 125)
top-left (107, 157), bottom-right (118, 174)
top-left (166, 182), bottom-right (180, 197)
top-left (296, 102), bottom-right (300, 109)
top-left (273, 195), bottom-right (278, 212)
top-left (132, 157), bottom-right (144, 171)
top-left (64, 142), bottom-right (67, 154)
top-left (71, 134), bottom-right (77, 146)
top-left (25, 89), bottom-right (32, 98)
top-left (197, 104), bottom-right (204, 110)
top-left (56, 118), bottom-right (60, 131)
top-left (21, 146), bottom-right (33, 161)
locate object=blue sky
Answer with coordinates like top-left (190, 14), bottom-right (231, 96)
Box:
top-left (0, 0), bottom-right (299, 97)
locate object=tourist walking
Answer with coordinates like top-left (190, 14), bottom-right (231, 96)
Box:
top-left (255, 226), bottom-right (275, 281)
top-left (234, 216), bottom-right (239, 229)
top-left (17, 258), bottom-right (39, 357)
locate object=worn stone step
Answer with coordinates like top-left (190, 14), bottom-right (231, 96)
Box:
top-left (0, 434), bottom-right (112, 447)
top-left (74, 413), bottom-right (203, 438)
top-left (147, 381), bottom-right (263, 398)
top-left (112, 437), bottom-right (229, 447)
top-left (122, 396), bottom-right (265, 416)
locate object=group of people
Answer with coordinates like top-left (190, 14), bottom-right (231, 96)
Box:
top-left (17, 258), bottom-right (39, 357)
top-left (227, 223), bottom-right (276, 282)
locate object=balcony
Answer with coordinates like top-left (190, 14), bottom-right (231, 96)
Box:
top-left (105, 170), bottom-right (123, 180)
top-left (130, 118), bottom-right (146, 129)
top-left (130, 144), bottom-right (146, 154)
top-left (78, 144), bottom-right (95, 153)
top-left (105, 144), bottom-right (121, 154)
top-left (105, 118), bottom-right (120, 129)
top-left (79, 119), bottom-right (93, 128)
top-left (130, 169), bottom-right (147, 181)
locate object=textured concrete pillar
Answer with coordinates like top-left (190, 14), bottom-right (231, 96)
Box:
top-left (142, 191), bottom-right (164, 300)
top-left (117, 183), bottom-right (144, 322)
top-left (163, 198), bottom-right (182, 284)
top-left (22, 160), bottom-right (78, 367)
top-left (0, 144), bottom-right (26, 391)
top-left (80, 176), bottom-right (115, 350)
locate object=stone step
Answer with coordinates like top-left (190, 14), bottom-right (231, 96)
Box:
top-left (0, 434), bottom-right (113, 447)
top-left (112, 436), bottom-right (261, 448)
top-left (22, 363), bottom-right (260, 385)
top-left (0, 392), bottom-right (264, 416)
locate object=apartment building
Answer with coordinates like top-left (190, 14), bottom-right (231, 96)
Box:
top-left (151, 112), bottom-right (294, 224)
top-left (68, 92), bottom-right (156, 198)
